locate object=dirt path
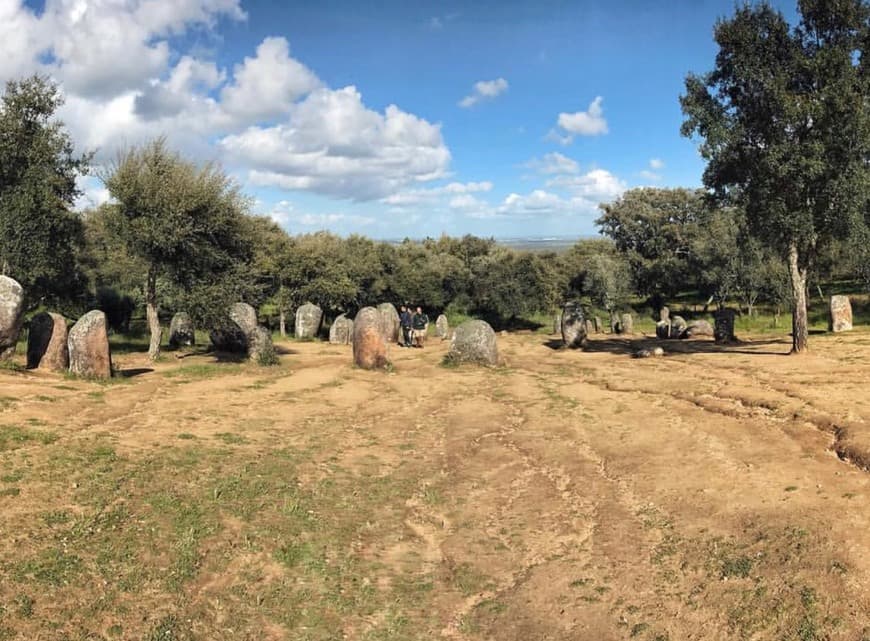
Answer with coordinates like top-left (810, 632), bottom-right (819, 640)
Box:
top-left (2, 330), bottom-right (870, 639)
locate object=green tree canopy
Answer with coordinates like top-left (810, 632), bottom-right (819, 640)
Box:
top-left (681, 0), bottom-right (870, 352)
top-left (103, 138), bottom-right (253, 359)
top-left (0, 75), bottom-right (91, 308)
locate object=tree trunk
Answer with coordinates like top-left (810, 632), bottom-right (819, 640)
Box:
top-left (279, 309), bottom-right (287, 338)
top-left (788, 243), bottom-right (809, 354)
top-left (145, 267), bottom-right (162, 361)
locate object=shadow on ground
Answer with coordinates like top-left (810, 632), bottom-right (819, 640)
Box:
top-left (544, 334), bottom-right (792, 357)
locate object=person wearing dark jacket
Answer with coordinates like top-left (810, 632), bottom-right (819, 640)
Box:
top-left (399, 305), bottom-right (413, 347)
top-left (411, 306), bottom-right (429, 348)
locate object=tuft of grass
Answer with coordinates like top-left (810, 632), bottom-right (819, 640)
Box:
top-left (214, 432), bottom-right (248, 445)
top-left (176, 432), bottom-right (196, 440)
top-left (0, 424), bottom-right (58, 451)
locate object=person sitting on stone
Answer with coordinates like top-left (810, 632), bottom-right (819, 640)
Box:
top-left (412, 306), bottom-right (429, 348)
top-left (399, 305), bottom-right (413, 347)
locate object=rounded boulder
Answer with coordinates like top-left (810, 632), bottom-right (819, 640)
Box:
top-left (168, 312), bottom-right (195, 348)
top-left (447, 320), bottom-right (499, 366)
top-left (377, 303), bottom-right (400, 343)
top-left (329, 314), bottom-right (353, 345)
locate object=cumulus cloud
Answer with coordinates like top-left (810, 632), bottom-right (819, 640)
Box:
top-left (221, 86), bottom-right (450, 201)
top-left (649, 157), bottom-right (664, 170)
top-left (548, 96), bottom-right (608, 144)
top-left (638, 158), bottom-right (664, 182)
top-left (382, 181), bottom-right (493, 206)
top-left (546, 168), bottom-right (626, 202)
top-left (459, 78), bottom-right (508, 108)
top-left (220, 37), bottom-right (321, 124)
top-left (261, 200), bottom-right (374, 229)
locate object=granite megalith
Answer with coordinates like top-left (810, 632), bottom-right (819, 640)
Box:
top-left (0, 275), bottom-right (25, 360)
top-left (168, 312), bottom-right (195, 348)
top-left (68, 310), bottom-right (112, 378)
top-left (295, 303), bottom-right (323, 339)
top-left (353, 307), bottom-right (390, 370)
top-left (561, 301), bottom-right (587, 349)
top-left (27, 312), bottom-right (69, 371)
top-left (329, 314), bottom-right (354, 345)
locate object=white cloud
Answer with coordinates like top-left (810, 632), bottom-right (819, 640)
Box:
top-left (649, 157), bottom-right (664, 170)
top-left (259, 200), bottom-right (375, 229)
top-left (221, 86), bottom-right (451, 201)
top-left (459, 78), bottom-right (508, 108)
top-left (546, 168), bottom-right (626, 202)
top-left (382, 181), bottom-right (493, 206)
top-left (639, 169), bottom-right (661, 182)
top-left (550, 96), bottom-right (608, 144)
top-left (526, 152), bottom-right (580, 175)
top-left (220, 37), bottom-right (321, 124)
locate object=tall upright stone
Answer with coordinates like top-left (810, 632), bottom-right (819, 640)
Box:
top-left (714, 308), bottom-right (738, 344)
top-left (168, 312), bottom-right (195, 348)
top-left (68, 310), bottom-right (112, 378)
top-left (377, 303), bottom-right (400, 344)
top-left (27, 312), bottom-right (69, 371)
top-left (670, 315), bottom-right (688, 339)
top-left (829, 295), bottom-right (853, 333)
top-left (230, 303), bottom-right (258, 336)
top-left (446, 320), bottom-right (499, 366)
top-left (435, 314), bottom-right (450, 339)
top-left (553, 313), bottom-right (562, 335)
top-left (561, 301), bottom-right (587, 349)
top-left (211, 303), bottom-right (256, 353)
top-left (353, 307), bottom-right (389, 370)
top-left (620, 313), bottom-right (634, 335)
top-left (248, 326), bottom-right (278, 365)
top-left (329, 314), bottom-right (353, 345)
top-left (0, 276), bottom-right (25, 360)
top-left (295, 303), bottom-right (323, 339)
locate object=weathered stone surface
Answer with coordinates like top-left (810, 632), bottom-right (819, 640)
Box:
top-left (353, 307), bottom-right (389, 370)
top-left (68, 310), bottom-right (112, 378)
top-left (447, 320), bottom-right (499, 366)
top-left (620, 313), bottom-right (634, 335)
top-left (168, 312), bottom-right (195, 348)
top-left (684, 319), bottom-right (714, 338)
top-left (829, 295), bottom-right (853, 333)
top-left (329, 314), bottom-right (353, 345)
top-left (655, 321), bottom-right (671, 339)
top-left (714, 309), bottom-right (738, 344)
top-left (230, 303), bottom-right (258, 336)
top-left (436, 314), bottom-right (449, 339)
top-left (0, 275), bottom-right (25, 360)
top-left (27, 312), bottom-right (69, 371)
top-left (561, 301), bottom-right (587, 349)
top-left (295, 303), bottom-right (323, 339)
top-left (248, 325), bottom-right (277, 365)
top-left (553, 313), bottom-right (562, 335)
top-left (660, 306), bottom-right (670, 322)
top-left (670, 315), bottom-right (688, 339)
top-left (377, 303), bottom-right (400, 343)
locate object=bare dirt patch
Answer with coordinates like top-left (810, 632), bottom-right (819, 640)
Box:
top-left (3, 331), bottom-right (870, 639)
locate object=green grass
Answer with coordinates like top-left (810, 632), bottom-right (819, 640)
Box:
top-left (0, 424), bottom-right (58, 451)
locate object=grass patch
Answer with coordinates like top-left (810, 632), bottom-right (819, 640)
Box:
top-left (0, 424), bottom-right (58, 451)
top-left (214, 432), bottom-right (248, 445)
top-left (163, 363), bottom-right (239, 380)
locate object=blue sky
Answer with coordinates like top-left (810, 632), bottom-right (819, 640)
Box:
top-left (6, 0), bottom-right (797, 239)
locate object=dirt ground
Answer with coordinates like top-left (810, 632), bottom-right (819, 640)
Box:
top-left (3, 327), bottom-right (870, 640)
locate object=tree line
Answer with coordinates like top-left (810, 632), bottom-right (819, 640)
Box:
top-left (4, 2), bottom-right (870, 358)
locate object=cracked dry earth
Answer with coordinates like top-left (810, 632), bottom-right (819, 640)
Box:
top-left (3, 330), bottom-right (870, 640)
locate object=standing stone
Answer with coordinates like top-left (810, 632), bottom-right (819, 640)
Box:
top-left (230, 303), bottom-right (258, 336)
top-left (660, 306), bottom-right (670, 323)
top-left (655, 321), bottom-right (671, 339)
top-left (377, 303), bottom-right (401, 344)
top-left (329, 314), bottom-right (354, 345)
top-left (248, 325), bottom-right (277, 365)
top-left (68, 310), bottom-right (112, 379)
top-left (685, 319), bottom-right (714, 338)
top-left (0, 276), bottom-right (25, 360)
top-left (295, 303), bottom-right (323, 339)
top-left (553, 313), bottom-right (562, 335)
top-left (353, 307), bottom-right (389, 370)
top-left (829, 295), bottom-right (853, 333)
top-left (446, 320), bottom-right (499, 366)
top-left (435, 314), bottom-right (449, 339)
top-left (714, 309), bottom-right (738, 344)
top-left (168, 312), bottom-right (195, 348)
top-left (561, 301), bottom-right (587, 349)
top-left (620, 313), bottom-right (634, 335)
top-left (670, 315), bottom-right (688, 339)
top-left (27, 312), bottom-right (69, 371)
